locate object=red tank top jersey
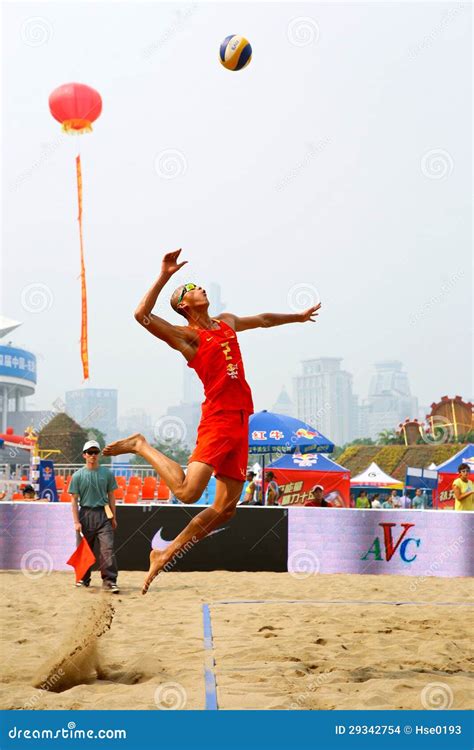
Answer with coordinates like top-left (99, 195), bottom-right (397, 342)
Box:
top-left (187, 319), bottom-right (254, 417)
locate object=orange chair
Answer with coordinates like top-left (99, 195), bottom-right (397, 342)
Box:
top-left (142, 477), bottom-right (157, 500)
top-left (115, 476), bottom-right (127, 489)
top-left (156, 480), bottom-right (170, 501)
top-left (65, 476), bottom-right (72, 488)
top-left (60, 492), bottom-right (73, 503)
top-left (114, 488), bottom-right (124, 501)
top-left (128, 476), bottom-right (141, 487)
top-left (55, 476), bottom-right (65, 491)
top-left (124, 493), bottom-right (138, 504)
top-left (12, 492), bottom-right (23, 500)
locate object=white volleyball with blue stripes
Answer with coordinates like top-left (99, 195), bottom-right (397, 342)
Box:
top-left (219, 35), bottom-right (252, 71)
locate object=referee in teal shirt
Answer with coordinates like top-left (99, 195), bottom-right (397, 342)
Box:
top-left (69, 440), bottom-right (119, 593)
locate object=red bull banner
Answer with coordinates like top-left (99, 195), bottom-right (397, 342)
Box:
top-left (39, 459), bottom-right (59, 502)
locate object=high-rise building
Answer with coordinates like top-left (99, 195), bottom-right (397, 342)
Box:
top-left (165, 402), bottom-right (201, 449)
top-left (183, 362), bottom-right (204, 404)
top-left (207, 282), bottom-right (225, 315)
top-left (293, 358), bottom-right (356, 446)
top-left (118, 409), bottom-right (154, 443)
top-left (271, 386), bottom-right (295, 417)
top-left (363, 361), bottom-right (418, 440)
top-left (65, 388), bottom-right (118, 441)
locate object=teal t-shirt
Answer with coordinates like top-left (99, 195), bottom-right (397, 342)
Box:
top-left (69, 467), bottom-right (117, 508)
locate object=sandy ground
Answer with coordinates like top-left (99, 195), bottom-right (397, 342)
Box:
top-left (0, 570), bottom-right (472, 711)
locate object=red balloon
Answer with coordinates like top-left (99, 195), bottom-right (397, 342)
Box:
top-left (49, 82), bottom-right (102, 133)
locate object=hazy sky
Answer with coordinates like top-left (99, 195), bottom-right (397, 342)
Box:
top-left (2, 1), bottom-right (472, 423)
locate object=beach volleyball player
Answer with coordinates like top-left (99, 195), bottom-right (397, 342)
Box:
top-left (103, 250), bottom-right (320, 593)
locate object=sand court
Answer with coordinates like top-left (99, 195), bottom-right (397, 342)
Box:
top-left (0, 570), bottom-right (472, 711)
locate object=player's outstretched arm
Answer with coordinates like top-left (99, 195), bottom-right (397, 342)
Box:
top-left (134, 249), bottom-right (197, 355)
top-left (219, 304), bottom-right (321, 332)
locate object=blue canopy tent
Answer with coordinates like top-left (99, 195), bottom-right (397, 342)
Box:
top-left (248, 410), bottom-right (335, 502)
top-left (434, 444), bottom-right (474, 508)
top-left (268, 452), bottom-right (350, 506)
top-left (435, 444), bottom-right (474, 473)
top-left (405, 466), bottom-right (438, 491)
top-left (268, 452), bottom-right (346, 472)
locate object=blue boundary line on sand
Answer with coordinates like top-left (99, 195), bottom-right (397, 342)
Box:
top-left (211, 598), bottom-right (473, 607)
top-left (202, 604), bottom-right (218, 710)
top-left (202, 598), bottom-right (473, 709)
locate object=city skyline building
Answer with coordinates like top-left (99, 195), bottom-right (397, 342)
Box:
top-left (118, 408), bottom-right (154, 443)
top-left (271, 386), bottom-right (295, 418)
top-left (0, 317), bottom-right (37, 433)
top-left (293, 358), bottom-right (356, 446)
top-left (361, 361), bottom-right (418, 440)
top-left (65, 388), bottom-right (118, 441)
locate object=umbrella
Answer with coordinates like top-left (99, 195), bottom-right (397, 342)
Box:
top-left (248, 410), bottom-right (334, 502)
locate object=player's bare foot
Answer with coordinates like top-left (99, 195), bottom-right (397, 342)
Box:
top-left (103, 433), bottom-right (145, 456)
top-left (142, 550), bottom-right (166, 595)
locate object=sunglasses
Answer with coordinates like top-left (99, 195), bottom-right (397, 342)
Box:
top-left (85, 449), bottom-right (100, 456)
top-left (177, 283), bottom-right (197, 305)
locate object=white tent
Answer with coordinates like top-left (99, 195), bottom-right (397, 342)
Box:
top-left (350, 461), bottom-right (402, 488)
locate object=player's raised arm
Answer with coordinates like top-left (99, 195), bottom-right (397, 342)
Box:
top-left (134, 250), bottom-right (197, 355)
top-left (218, 304), bottom-right (321, 332)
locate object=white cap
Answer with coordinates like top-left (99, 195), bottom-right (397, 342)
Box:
top-left (312, 484), bottom-right (324, 491)
top-left (83, 440), bottom-right (100, 452)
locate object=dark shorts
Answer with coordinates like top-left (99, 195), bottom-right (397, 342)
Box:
top-left (188, 410), bottom-right (249, 482)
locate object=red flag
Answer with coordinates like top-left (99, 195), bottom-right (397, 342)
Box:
top-left (66, 537), bottom-right (96, 582)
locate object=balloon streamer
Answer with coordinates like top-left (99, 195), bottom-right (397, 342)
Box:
top-left (76, 155), bottom-right (89, 380)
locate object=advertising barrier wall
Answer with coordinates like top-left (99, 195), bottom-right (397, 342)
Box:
top-left (1, 503), bottom-right (473, 578)
top-left (0, 504), bottom-right (288, 573)
top-left (288, 507), bottom-right (474, 577)
top-left (114, 506), bottom-right (288, 571)
top-left (0, 503), bottom-right (74, 571)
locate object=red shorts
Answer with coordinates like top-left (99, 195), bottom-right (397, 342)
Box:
top-left (188, 410), bottom-right (249, 482)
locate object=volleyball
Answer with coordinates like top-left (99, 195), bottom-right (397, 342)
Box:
top-left (219, 35), bottom-right (252, 71)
